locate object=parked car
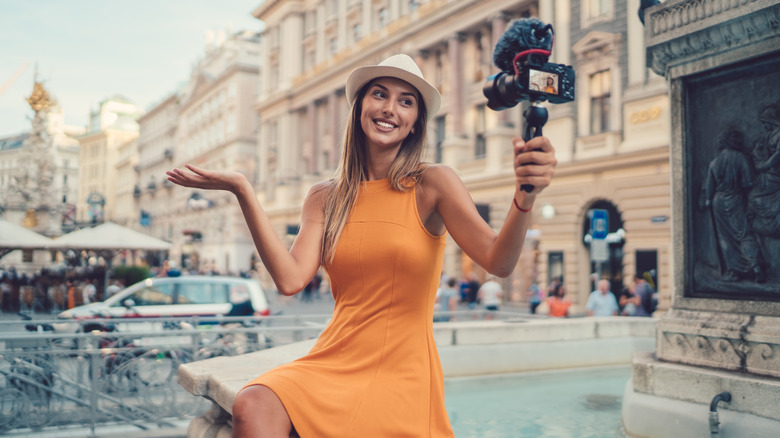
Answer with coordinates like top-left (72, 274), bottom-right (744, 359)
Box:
top-left (58, 275), bottom-right (271, 321)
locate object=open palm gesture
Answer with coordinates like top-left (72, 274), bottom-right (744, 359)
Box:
top-left (166, 164), bottom-right (248, 194)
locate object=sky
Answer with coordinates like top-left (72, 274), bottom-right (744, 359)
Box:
top-left (0, 0), bottom-right (263, 137)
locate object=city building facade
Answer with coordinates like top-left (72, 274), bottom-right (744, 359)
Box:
top-left (138, 30), bottom-right (262, 275)
top-left (76, 96), bottom-right (142, 225)
top-left (114, 137), bottom-right (139, 229)
top-left (250, 0), bottom-right (671, 310)
top-left (134, 92), bottom-right (179, 266)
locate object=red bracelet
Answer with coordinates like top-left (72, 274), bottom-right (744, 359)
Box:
top-left (513, 198), bottom-right (532, 213)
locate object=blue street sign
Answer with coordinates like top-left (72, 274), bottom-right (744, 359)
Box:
top-left (591, 209), bottom-right (609, 240)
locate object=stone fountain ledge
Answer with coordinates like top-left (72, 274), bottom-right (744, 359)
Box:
top-left (178, 317), bottom-right (656, 438)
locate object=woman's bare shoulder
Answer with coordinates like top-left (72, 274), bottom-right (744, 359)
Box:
top-left (305, 180), bottom-right (333, 208)
top-left (419, 164), bottom-right (460, 186)
top-left (418, 164), bottom-right (467, 195)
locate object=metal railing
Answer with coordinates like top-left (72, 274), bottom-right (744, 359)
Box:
top-left (0, 314), bottom-right (329, 435)
top-left (0, 310), bottom-right (532, 435)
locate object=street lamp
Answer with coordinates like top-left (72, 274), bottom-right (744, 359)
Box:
top-left (86, 191), bottom-right (105, 225)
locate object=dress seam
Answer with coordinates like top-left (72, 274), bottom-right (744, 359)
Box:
top-left (342, 224), bottom-right (396, 435)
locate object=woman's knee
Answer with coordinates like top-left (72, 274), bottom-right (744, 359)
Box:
top-left (232, 385), bottom-right (291, 432)
top-left (234, 386), bottom-right (274, 418)
top-left (232, 386), bottom-right (257, 420)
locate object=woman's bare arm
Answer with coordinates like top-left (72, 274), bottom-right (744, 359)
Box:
top-left (421, 136), bottom-right (556, 277)
top-left (166, 165), bottom-right (325, 295)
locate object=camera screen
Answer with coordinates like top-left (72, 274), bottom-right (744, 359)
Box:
top-left (529, 69), bottom-right (559, 95)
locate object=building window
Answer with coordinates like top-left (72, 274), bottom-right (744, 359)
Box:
top-left (330, 37), bottom-right (338, 55)
top-left (589, 70), bottom-right (611, 134)
top-left (548, 251), bottom-right (564, 284)
top-left (475, 31), bottom-right (491, 81)
top-left (636, 250), bottom-right (658, 291)
top-left (269, 61), bottom-right (279, 90)
top-left (227, 114), bottom-right (236, 134)
top-left (435, 115), bottom-right (446, 163)
top-left (409, 0), bottom-right (419, 13)
top-left (434, 50), bottom-right (444, 92)
top-left (379, 8), bottom-right (388, 28)
top-left (352, 23), bottom-right (361, 43)
top-left (587, 0), bottom-right (611, 19)
top-left (475, 203), bottom-right (490, 225)
top-left (582, 0), bottom-right (614, 26)
top-left (474, 104), bottom-right (486, 159)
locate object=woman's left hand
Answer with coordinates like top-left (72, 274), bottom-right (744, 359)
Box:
top-left (513, 136), bottom-right (557, 196)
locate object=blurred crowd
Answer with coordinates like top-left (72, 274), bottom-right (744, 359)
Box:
top-left (433, 271), bottom-right (657, 320)
top-left (0, 266), bottom-right (109, 314)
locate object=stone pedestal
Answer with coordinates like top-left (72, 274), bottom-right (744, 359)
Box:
top-left (657, 310), bottom-right (780, 379)
top-left (622, 1), bottom-right (780, 436)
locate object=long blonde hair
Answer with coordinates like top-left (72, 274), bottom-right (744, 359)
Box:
top-left (321, 79), bottom-right (429, 264)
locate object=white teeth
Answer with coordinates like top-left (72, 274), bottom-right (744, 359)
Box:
top-left (375, 121), bottom-right (394, 129)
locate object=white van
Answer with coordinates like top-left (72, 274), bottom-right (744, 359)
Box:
top-left (58, 275), bottom-right (270, 320)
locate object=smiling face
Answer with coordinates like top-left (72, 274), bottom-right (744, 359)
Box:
top-left (360, 77), bottom-right (421, 152)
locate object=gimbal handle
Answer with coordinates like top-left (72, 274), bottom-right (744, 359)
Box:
top-left (520, 104), bottom-right (548, 193)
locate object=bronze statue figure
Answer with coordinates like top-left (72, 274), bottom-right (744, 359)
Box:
top-left (703, 127), bottom-right (765, 283)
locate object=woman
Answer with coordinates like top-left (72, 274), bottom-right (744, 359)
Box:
top-left (167, 54), bottom-right (557, 438)
top-left (546, 282), bottom-right (571, 318)
top-left (543, 76), bottom-right (557, 94)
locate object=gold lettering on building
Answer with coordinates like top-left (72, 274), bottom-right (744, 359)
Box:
top-left (629, 106), bottom-right (662, 124)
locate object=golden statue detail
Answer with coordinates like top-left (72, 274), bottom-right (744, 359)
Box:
top-left (26, 81), bottom-right (53, 112)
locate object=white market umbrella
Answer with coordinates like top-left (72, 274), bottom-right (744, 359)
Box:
top-left (0, 219), bottom-right (55, 258)
top-left (51, 222), bottom-right (171, 251)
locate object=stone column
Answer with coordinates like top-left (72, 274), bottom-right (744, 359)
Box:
top-left (447, 33), bottom-right (465, 136)
top-left (306, 101), bottom-right (318, 174)
top-left (622, 2), bottom-right (780, 437)
top-left (440, 34), bottom-right (470, 167)
top-left (491, 13), bottom-right (510, 126)
top-left (328, 92), bottom-right (340, 169)
top-left (280, 13), bottom-right (303, 91)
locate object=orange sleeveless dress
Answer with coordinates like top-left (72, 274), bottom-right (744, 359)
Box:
top-left (243, 179), bottom-right (453, 437)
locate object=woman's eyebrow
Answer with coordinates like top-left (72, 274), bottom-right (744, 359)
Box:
top-left (372, 83), bottom-right (417, 99)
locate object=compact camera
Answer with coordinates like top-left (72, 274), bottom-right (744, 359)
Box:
top-left (483, 18), bottom-right (575, 111)
top-left (484, 62), bottom-right (575, 111)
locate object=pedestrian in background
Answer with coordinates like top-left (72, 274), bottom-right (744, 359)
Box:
top-left (546, 282), bottom-right (571, 317)
top-left (105, 280), bottom-right (123, 299)
top-left (82, 279), bottom-right (97, 304)
top-left (464, 272), bottom-right (481, 309)
top-left (586, 279), bottom-right (619, 317)
top-left (478, 276), bottom-right (503, 319)
top-left (0, 276), bottom-right (12, 313)
top-left (528, 281), bottom-right (542, 314)
top-left (435, 277), bottom-right (459, 322)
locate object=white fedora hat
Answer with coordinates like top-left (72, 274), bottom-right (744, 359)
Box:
top-left (346, 54), bottom-right (441, 122)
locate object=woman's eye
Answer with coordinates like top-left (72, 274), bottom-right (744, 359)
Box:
top-left (372, 90), bottom-right (386, 98)
top-left (401, 98), bottom-right (414, 106)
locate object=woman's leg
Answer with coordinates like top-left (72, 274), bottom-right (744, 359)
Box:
top-left (232, 385), bottom-right (293, 438)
